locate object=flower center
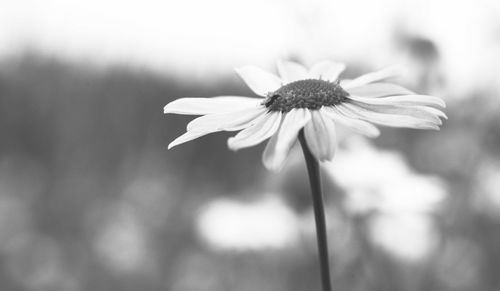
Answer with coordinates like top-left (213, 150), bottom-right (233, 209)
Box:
top-left (262, 79), bottom-right (349, 112)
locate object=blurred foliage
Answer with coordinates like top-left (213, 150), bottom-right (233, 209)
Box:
top-left (1, 51), bottom-right (500, 291)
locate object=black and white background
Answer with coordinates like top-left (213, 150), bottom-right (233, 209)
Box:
top-left (1, 1), bottom-right (500, 290)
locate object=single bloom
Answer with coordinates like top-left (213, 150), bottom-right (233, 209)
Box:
top-left (164, 60), bottom-right (446, 171)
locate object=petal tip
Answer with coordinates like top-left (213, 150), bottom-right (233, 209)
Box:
top-left (262, 155), bottom-right (284, 172)
top-left (263, 162), bottom-right (282, 173)
top-left (227, 138), bottom-right (239, 151)
top-left (163, 104), bottom-right (173, 114)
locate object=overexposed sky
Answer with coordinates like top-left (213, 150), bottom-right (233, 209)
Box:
top-left (1, 0), bottom-right (499, 86)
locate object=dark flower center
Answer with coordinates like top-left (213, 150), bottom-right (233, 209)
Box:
top-left (262, 79), bottom-right (350, 112)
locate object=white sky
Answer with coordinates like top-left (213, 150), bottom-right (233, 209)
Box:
top-left (1, 0), bottom-right (499, 88)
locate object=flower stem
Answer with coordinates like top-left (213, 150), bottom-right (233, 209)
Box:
top-left (298, 129), bottom-right (332, 291)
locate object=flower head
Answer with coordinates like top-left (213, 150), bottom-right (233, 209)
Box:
top-left (164, 60), bottom-right (446, 171)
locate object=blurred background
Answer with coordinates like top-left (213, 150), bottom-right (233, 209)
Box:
top-left (1, 0), bottom-right (500, 290)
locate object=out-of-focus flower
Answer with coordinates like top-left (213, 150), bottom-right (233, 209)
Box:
top-left (197, 196), bottom-right (298, 251)
top-left (325, 137), bottom-right (448, 261)
top-left (164, 60), bottom-right (446, 171)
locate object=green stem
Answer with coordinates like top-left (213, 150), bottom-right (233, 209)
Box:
top-left (298, 130), bottom-right (333, 291)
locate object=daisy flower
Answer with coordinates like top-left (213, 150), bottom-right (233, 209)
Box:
top-left (164, 60), bottom-right (446, 172)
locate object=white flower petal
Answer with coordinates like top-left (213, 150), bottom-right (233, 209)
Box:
top-left (262, 133), bottom-right (279, 171)
top-left (349, 95), bottom-right (446, 108)
top-left (228, 112), bottom-right (282, 151)
top-left (304, 110), bottom-right (337, 161)
top-left (342, 65), bottom-right (403, 90)
top-left (235, 66), bottom-right (282, 96)
top-left (420, 106), bottom-right (448, 120)
top-left (339, 103), bottom-right (441, 130)
top-left (164, 96), bottom-right (261, 115)
top-left (169, 107), bottom-right (267, 149)
top-left (187, 107), bottom-right (266, 131)
top-left (346, 83), bottom-right (415, 97)
top-left (309, 60), bottom-right (346, 81)
top-left (168, 128), bottom-right (216, 149)
top-left (322, 107), bottom-right (380, 137)
top-left (262, 108), bottom-right (311, 171)
top-left (277, 60), bottom-right (309, 83)
top-left (348, 99), bottom-right (445, 124)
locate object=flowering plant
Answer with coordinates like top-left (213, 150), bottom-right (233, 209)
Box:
top-left (164, 60), bottom-right (446, 291)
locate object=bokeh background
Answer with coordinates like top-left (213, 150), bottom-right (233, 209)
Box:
top-left (1, 0), bottom-right (500, 290)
